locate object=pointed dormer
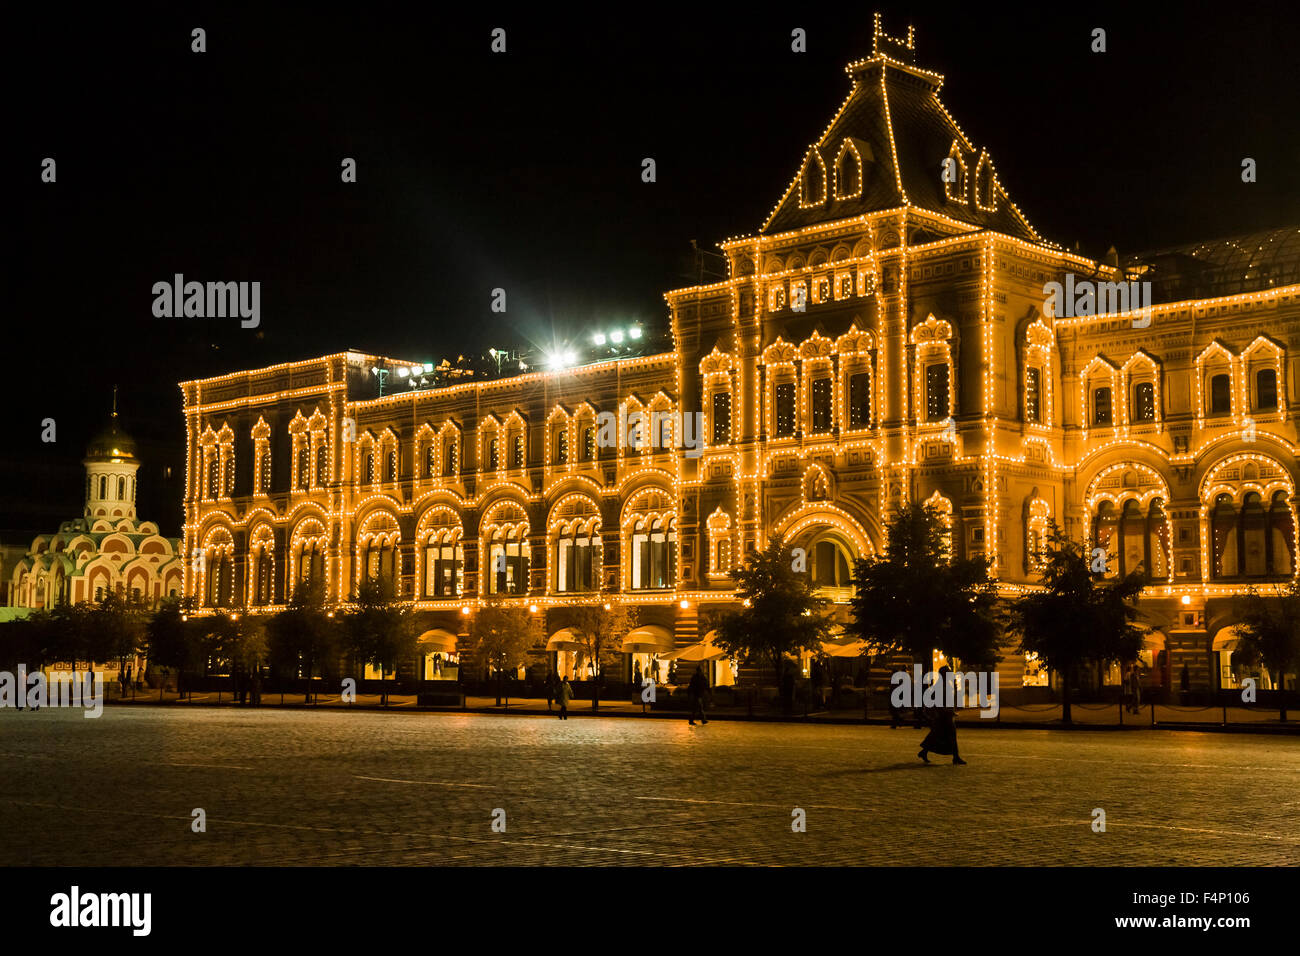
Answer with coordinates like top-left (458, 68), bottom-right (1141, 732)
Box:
top-left (761, 14), bottom-right (1042, 242)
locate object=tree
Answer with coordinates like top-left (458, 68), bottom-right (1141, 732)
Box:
top-left (467, 600), bottom-right (541, 706)
top-left (345, 575), bottom-right (417, 705)
top-left (222, 616), bottom-right (269, 705)
top-left (267, 577), bottom-right (338, 702)
top-left (1006, 523), bottom-right (1143, 723)
top-left (144, 598), bottom-right (197, 700)
top-left (847, 502), bottom-right (1001, 669)
top-left (84, 592), bottom-right (146, 685)
top-left (713, 537), bottom-right (836, 714)
top-left (569, 603), bottom-right (636, 711)
top-left (1232, 583), bottom-right (1300, 721)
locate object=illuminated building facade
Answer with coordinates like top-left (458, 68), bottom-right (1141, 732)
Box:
top-left (180, 20), bottom-right (1300, 693)
top-left (9, 407), bottom-right (183, 611)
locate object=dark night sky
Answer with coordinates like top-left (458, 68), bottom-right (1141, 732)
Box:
top-left (4, 1), bottom-right (1299, 537)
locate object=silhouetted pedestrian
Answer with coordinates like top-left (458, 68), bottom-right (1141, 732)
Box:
top-left (918, 666), bottom-right (966, 765)
top-left (545, 669), bottom-right (558, 711)
top-left (688, 666), bottom-right (709, 725)
top-left (1179, 661), bottom-right (1190, 704)
top-left (557, 677), bottom-right (572, 720)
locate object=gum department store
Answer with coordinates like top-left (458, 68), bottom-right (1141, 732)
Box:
top-left (180, 23), bottom-right (1300, 695)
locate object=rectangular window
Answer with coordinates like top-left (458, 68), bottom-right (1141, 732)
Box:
top-left (925, 363), bottom-right (950, 422)
top-left (1257, 368), bottom-right (1278, 410)
top-left (774, 382), bottom-right (796, 437)
top-left (1026, 367), bottom-right (1041, 423)
top-left (487, 438), bottom-right (499, 471)
top-left (1094, 387), bottom-right (1113, 425)
top-left (1210, 374), bottom-right (1231, 415)
top-left (849, 372), bottom-right (870, 428)
top-left (811, 377), bottom-right (832, 432)
top-left (712, 392), bottom-right (731, 444)
top-left (1134, 381), bottom-right (1156, 422)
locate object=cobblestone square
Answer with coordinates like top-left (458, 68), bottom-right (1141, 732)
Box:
top-left (1, 707), bottom-right (1296, 866)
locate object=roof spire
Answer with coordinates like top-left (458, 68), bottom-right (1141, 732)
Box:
top-left (872, 12), bottom-right (916, 64)
top-left (111, 384), bottom-right (119, 419)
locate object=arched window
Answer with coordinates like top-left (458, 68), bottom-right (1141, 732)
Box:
top-left (252, 549), bottom-right (274, 605)
top-left (364, 453), bottom-right (375, 484)
top-left (582, 426), bottom-right (596, 461)
top-left (1094, 501), bottom-right (1118, 578)
top-left (555, 525), bottom-right (598, 592)
top-left (297, 446), bottom-right (309, 490)
top-left (424, 533), bottom-right (464, 598)
top-left (513, 434), bottom-right (525, 468)
top-left (443, 438), bottom-right (458, 476)
top-left (555, 430), bottom-right (569, 465)
top-left (1241, 492), bottom-right (1267, 576)
top-left (631, 517), bottom-right (676, 590)
top-left (316, 444), bottom-right (328, 485)
top-left (424, 443), bottom-right (436, 477)
top-left (259, 448), bottom-right (272, 493)
top-left (487, 438), bottom-right (499, 471)
top-left (1212, 494), bottom-right (1238, 578)
top-left (1268, 491), bottom-right (1294, 575)
top-left (385, 450), bottom-right (397, 482)
top-left (487, 531), bottom-right (528, 595)
top-left (205, 455), bottom-right (217, 498)
top-left (811, 539), bottom-right (852, 588)
top-left (117, 476), bottom-right (125, 499)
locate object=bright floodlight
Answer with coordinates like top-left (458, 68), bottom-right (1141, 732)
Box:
top-left (593, 333), bottom-right (606, 346)
top-left (610, 330), bottom-right (625, 344)
top-left (564, 349), bottom-right (577, 366)
top-left (629, 326), bottom-right (642, 340)
top-left (396, 367), bottom-right (409, 378)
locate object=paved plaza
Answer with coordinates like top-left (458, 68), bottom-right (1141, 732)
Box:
top-left (2, 706), bottom-right (1297, 866)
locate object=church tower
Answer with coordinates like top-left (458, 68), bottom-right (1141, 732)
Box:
top-left (83, 387), bottom-right (141, 521)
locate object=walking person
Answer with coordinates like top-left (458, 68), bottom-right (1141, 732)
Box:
top-left (545, 669), bottom-right (557, 712)
top-left (1127, 664), bottom-right (1142, 714)
top-left (557, 675), bottom-right (572, 720)
top-left (918, 665), bottom-right (966, 765)
top-left (688, 665), bottom-right (710, 725)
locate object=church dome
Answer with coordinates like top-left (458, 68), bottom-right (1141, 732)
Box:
top-left (85, 414), bottom-right (138, 462)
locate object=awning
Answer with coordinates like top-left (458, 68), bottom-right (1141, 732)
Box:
top-left (1132, 624), bottom-right (1165, 650)
top-left (822, 639), bottom-right (870, 658)
top-left (662, 630), bottom-right (727, 662)
top-left (1211, 626), bottom-right (1241, 652)
top-left (416, 629), bottom-right (459, 654)
top-left (546, 627), bottom-right (586, 652)
top-left (621, 624), bottom-right (675, 654)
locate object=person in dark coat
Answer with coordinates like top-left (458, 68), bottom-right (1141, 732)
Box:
top-left (918, 666), bottom-right (966, 765)
top-left (557, 677), bottom-right (572, 719)
top-left (544, 669), bottom-right (557, 711)
top-left (687, 666), bottom-right (709, 725)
